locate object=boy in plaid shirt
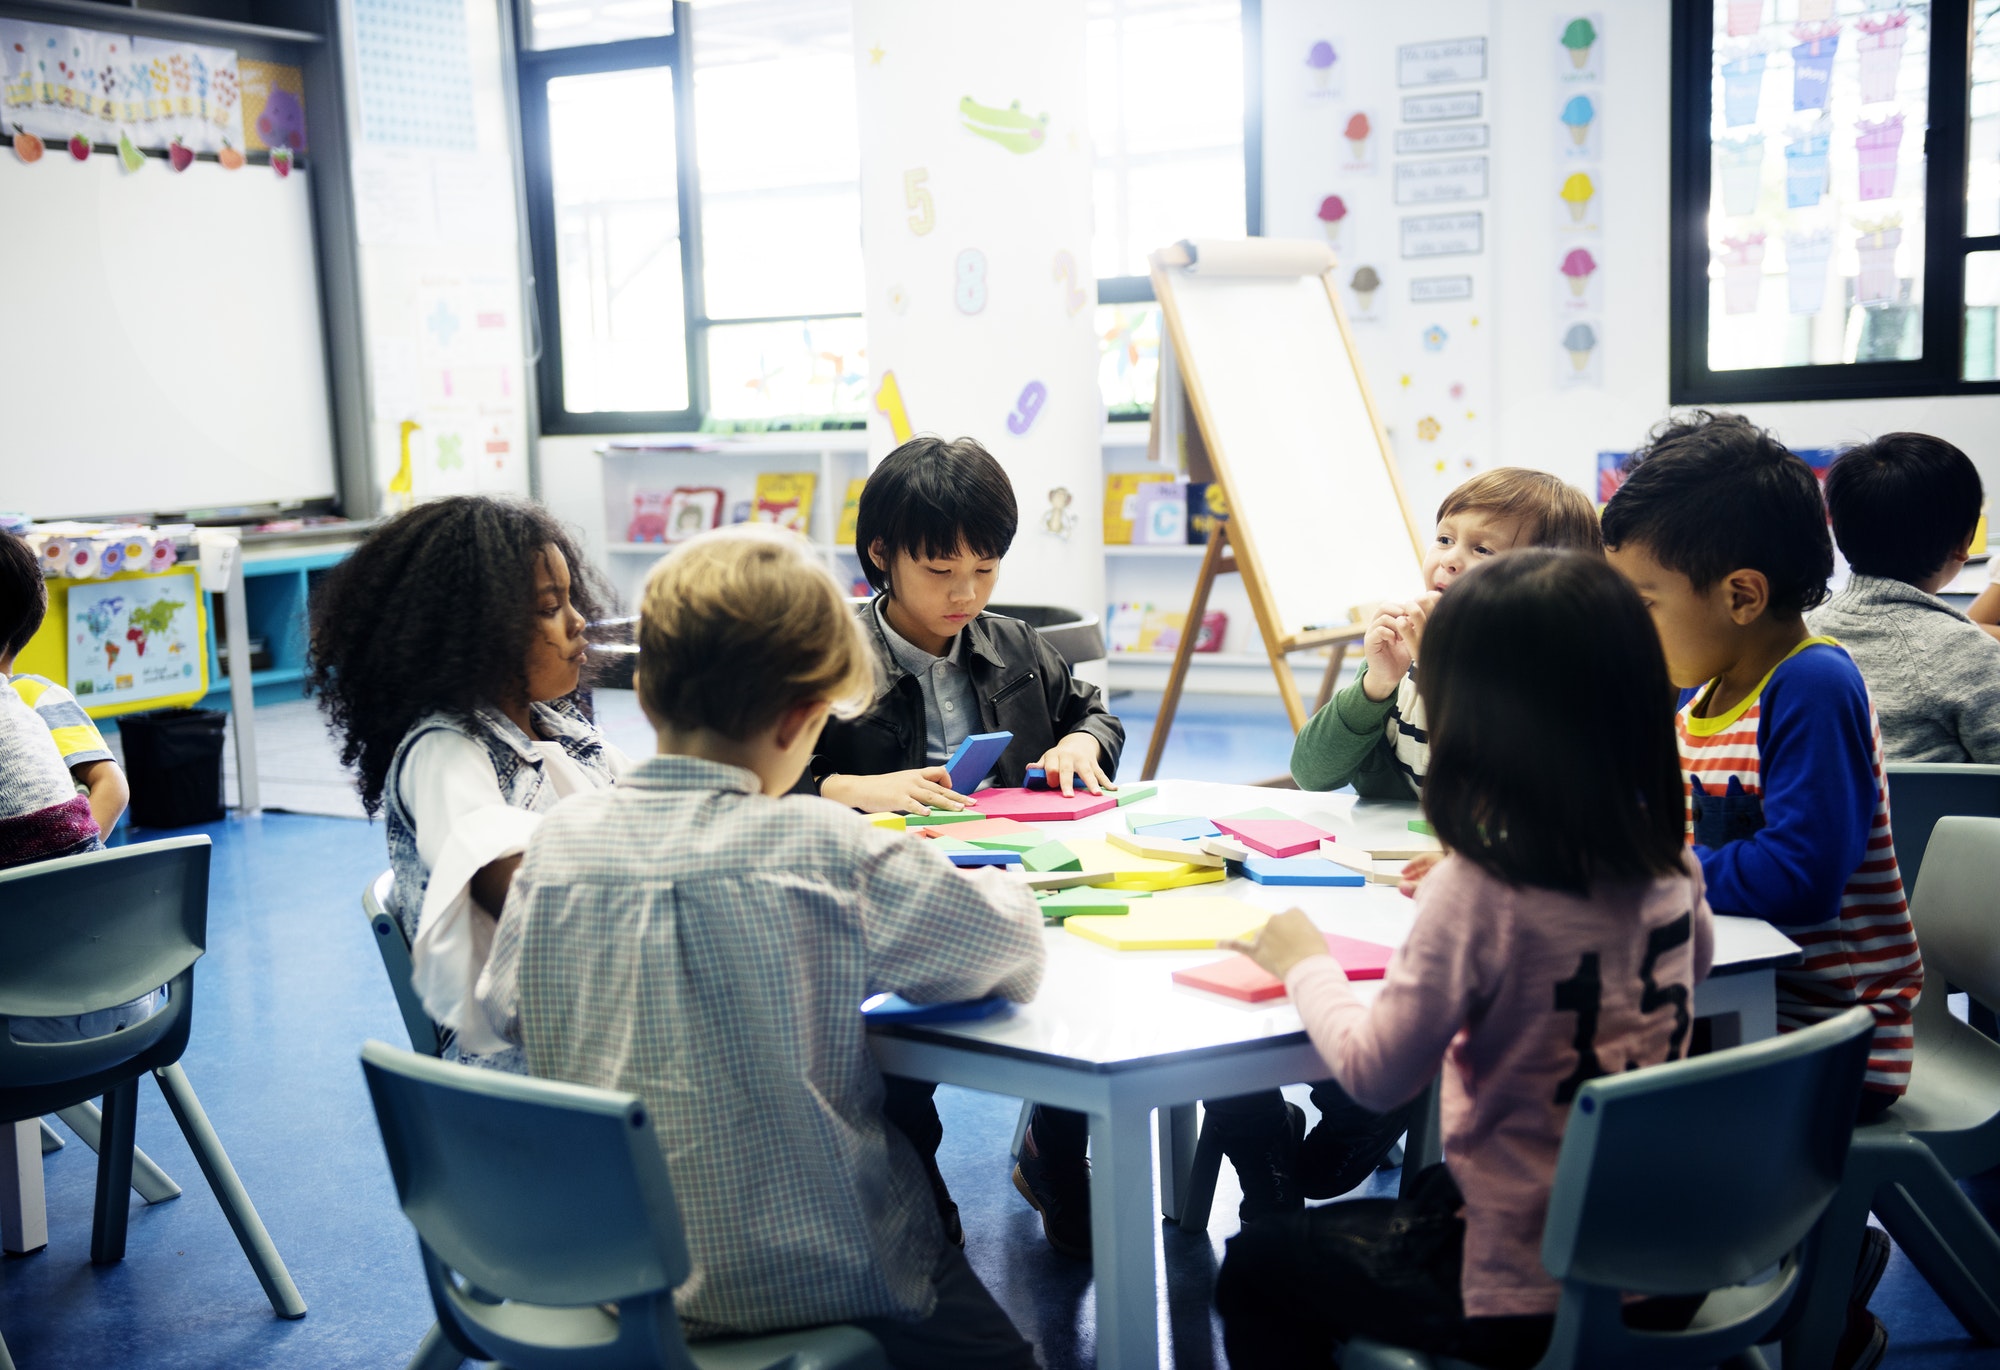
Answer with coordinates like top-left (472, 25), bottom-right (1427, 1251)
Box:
top-left (479, 526), bottom-right (1045, 1367)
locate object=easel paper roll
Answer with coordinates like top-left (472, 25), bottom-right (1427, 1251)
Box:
top-left (1180, 238), bottom-right (1338, 278)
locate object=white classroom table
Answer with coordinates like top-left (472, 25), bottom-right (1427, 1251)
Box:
top-left (866, 779), bottom-right (1802, 1370)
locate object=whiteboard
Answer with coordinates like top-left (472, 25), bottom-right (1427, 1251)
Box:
top-left (0, 153), bottom-right (336, 519)
top-left (1164, 258), bottom-right (1421, 641)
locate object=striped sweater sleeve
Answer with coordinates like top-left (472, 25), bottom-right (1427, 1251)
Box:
top-left (1694, 650), bottom-right (1876, 928)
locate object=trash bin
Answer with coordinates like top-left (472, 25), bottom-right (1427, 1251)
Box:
top-left (118, 708), bottom-right (229, 827)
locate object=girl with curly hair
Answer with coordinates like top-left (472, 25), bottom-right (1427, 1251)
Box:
top-left (310, 495), bottom-right (629, 1070)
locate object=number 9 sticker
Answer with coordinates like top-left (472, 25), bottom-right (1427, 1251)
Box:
top-left (955, 249), bottom-right (987, 314)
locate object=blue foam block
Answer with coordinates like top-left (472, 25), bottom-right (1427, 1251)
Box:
top-left (946, 848), bottom-right (1022, 868)
top-left (1135, 817), bottom-right (1222, 841)
top-left (862, 993), bottom-right (1010, 1024)
top-left (1024, 765), bottom-right (1050, 789)
top-left (1243, 855), bottom-right (1364, 887)
top-left (946, 731), bottom-right (1013, 794)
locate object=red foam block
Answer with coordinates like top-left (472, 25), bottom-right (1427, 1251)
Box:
top-left (1210, 817), bottom-right (1334, 859)
top-left (1171, 933), bottom-right (1394, 1003)
top-left (970, 787), bottom-right (1119, 822)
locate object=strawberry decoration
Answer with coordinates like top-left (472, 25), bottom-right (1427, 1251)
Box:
top-left (270, 146), bottom-right (292, 178)
top-left (11, 126), bottom-right (42, 164)
top-left (68, 131), bottom-right (90, 161)
top-left (168, 136), bottom-right (193, 172)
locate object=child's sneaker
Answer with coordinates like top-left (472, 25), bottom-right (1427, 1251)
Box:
top-left (1013, 1124), bottom-right (1091, 1259)
top-left (1834, 1305), bottom-right (1888, 1370)
top-left (1217, 1102), bottom-right (1306, 1222)
top-left (1851, 1226), bottom-right (1891, 1307)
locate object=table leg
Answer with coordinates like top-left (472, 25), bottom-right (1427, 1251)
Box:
top-left (1694, 970), bottom-right (1777, 1046)
top-left (1088, 1100), bottom-right (1161, 1370)
top-left (1, 1119), bottom-right (48, 1255)
top-left (223, 560), bottom-right (261, 815)
top-left (1157, 1103), bottom-right (1197, 1224)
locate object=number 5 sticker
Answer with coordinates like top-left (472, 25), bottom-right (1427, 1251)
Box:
top-left (904, 168), bottom-right (934, 236)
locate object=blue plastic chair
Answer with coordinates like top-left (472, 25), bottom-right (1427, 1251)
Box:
top-left (0, 838), bottom-right (306, 1366)
top-left (1342, 1006), bottom-right (1875, 1370)
top-left (1785, 815), bottom-right (2000, 1369)
top-left (1884, 763), bottom-right (2000, 895)
top-left (364, 871), bottom-right (444, 1057)
top-left (361, 1040), bottom-right (888, 1370)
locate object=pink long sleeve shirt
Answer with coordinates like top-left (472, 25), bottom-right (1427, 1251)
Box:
top-left (1285, 851), bottom-right (1713, 1317)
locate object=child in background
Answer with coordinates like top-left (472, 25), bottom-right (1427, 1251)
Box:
top-left (1811, 434), bottom-right (2000, 762)
top-left (309, 496), bottom-right (630, 1071)
top-left (1969, 561), bottom-right (2000, 643)
top-left (808, 434), bottom-right (1132, 1250)
top-left (1605, 411), bottom-right (1920, 1368)
top-left (1290, 469), bottom-right (1603, 797)
top-left (1, 532), bottom-right (130, 837)
top-left (1217, 550), bottom-right (1711, 1368)
top-left (478, 527), bottom-right (1045, 1369)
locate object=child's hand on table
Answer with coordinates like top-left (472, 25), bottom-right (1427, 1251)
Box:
top-left (823, 768), bottom-right (969, 815)
top-left (1034, 733), bottom-right (1115, 798)
top-left (1398, 851), bottom-right (1444, 899)
top-left (1223, 908), bottom-right (1329, 981)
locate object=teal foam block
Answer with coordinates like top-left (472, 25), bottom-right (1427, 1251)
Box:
top-left (1243, 855), bottom-right (1364, 887)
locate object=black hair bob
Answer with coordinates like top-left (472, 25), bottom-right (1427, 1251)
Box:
top-left (308, 495), bottom-right (610, 816)
top-left (1825, 432), bottom-right (1984, 586)
top-left (1420, 549), bottom-right (1687, 896)
top-left (854, 435), bottom-right (1018, 594)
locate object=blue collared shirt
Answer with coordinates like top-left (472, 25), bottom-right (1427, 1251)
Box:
top-left (872, 597), bottom-right (981, 766)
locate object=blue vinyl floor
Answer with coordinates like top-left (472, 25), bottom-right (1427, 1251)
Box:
top-left (1, 691), bottom-right (1996, 1368)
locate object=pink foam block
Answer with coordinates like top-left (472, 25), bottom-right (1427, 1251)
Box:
top-left (970, 787), bottom-right (1119, 822)
top-left (1171, 933), bottom-right (1395, 1002)
top-left (1210, 817), bottom-right (1334, 859)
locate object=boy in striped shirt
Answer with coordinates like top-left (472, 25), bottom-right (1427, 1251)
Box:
top-left (1604, 412), bottom-right (1918, 1370)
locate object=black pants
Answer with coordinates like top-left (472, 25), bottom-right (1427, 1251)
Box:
top-left (883, 1076), bottom-right (944, 1160)
top-left (1026, 1089), bottom-right (1295, 1156)
top-left (850, 1245), bottom-right (1039, 1369)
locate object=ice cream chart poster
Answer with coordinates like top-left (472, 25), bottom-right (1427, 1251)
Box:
top-left (1552, 12), bottom-right (1603, 389)
top-left (64, 566), bottom-right (209, 715)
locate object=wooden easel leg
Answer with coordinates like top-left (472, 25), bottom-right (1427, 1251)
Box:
top-left (1312, 644), bottom-right (1348, 714)
top-left (1269, 642), bottom-right (1310, 733)
top-left (1141, 522), bottom-right (1229, 781)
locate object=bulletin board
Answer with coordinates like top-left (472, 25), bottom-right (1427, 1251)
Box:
top-left (14, 565), bottom-right (210, 719)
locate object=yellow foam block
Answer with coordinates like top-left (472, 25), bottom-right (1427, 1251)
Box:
top-left (1103, 867), bottom-right (1228, 892)
top-left (866, 813), bottom-right (907, 831)
top-left (1065, 897), bottom-right (1272, 951)
top-left (1106, 830), bottom-right (1226, 867)
top-left (1063, 837), bottom-right (1201, 880)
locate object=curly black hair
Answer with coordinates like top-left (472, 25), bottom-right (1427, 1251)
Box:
top-left (308, 496), bottom-right (612, 816)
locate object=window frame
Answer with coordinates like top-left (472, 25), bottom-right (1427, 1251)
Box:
top-left (1668, 0), bottom-right (1999, 403)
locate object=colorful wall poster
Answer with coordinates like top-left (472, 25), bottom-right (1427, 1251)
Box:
top-left (65, 567), bottom-right (206, 712)
top-left (239, 58), bottom-right (306, 152)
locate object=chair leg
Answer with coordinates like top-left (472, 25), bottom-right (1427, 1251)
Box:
top-left (55, 1103), bottom-right (182, 1203)
top-left (39, 1120), bottom-right (63, 1155)
top-left (1008, 1098), bottom-right (1033, 1161)
top-left (1873, 1160), bottom-right (2000, 1343)
top-left (1398, 1078), bottom-right (1443, 1199)
top-left (405, 1322), bottom-right (464, 1370)
top-left (2, 1119), bottom-right (48, 1256)
top-left (0, 1324), bottom-right (16, 1370)
top-left (1783, 1159), bottom-right (1886, 1370)
top-left (152, 1064), bottom-right (308, 1319)
top-left (89, 1078), bottom-right (138, 1264)
top-left (1172, 1113), bottom-right (1227, 1234)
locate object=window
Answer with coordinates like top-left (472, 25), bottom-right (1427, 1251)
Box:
top-left (1670, 0), bottom-right (1997, 402)
top-left (521, 0), bottom-right (1261, 430)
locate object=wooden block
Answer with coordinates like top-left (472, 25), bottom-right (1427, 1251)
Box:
top-left (1113, 784), bottom-right (1159, 806)
top-left (907, 808), bottom-right (987, 826)
top-left (1131, 816), bottom-right (1222, 841)
top-left (1212, 817), bottom-right (1335, 860)
top-left (1200, 835), bottom-right (1255, 863)
top-left (1022, 841), bottom-right (1082, 873)
top-left (865, 812), bottom-right (907, 831)
top-left (1243, 855), bottom-right (1365, 887)
top-left (971, 788), bottom-right (1119, 822)
top-left (1036, 887), bottom-right (1149, 921)
top-left (1107, 830), bottom-right (1227, 867)
top-left (1024, 868), bottom-right (1120, 891)
top-left (1065, 897), bottom-right (1272, 951)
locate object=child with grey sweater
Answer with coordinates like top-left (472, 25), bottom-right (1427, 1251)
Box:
top-left (1810, 434), bottom-right (2000, 764)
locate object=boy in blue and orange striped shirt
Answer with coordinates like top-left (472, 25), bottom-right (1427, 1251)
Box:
top-left (1604, 411), bottom-right (1918, 1370)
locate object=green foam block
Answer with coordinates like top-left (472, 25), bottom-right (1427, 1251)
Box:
top-left (965, 835), bottom-right (1044, 854)
top-left (1036, 887), bottom-right (1149, 921)
top-left (1113, 784), bottom-right (1159, 807)
top-left (1022, 840), bottom-right (1082, 872)
top-left (907, 809), bottom-right (985, 826)
top-left (1408, 819), bottom-right (1436, 836)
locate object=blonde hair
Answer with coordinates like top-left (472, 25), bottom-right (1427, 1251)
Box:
top-left (1438, 468), bottom-right (1604, 555)
top-left (638, 525), bottom-right (875, 739)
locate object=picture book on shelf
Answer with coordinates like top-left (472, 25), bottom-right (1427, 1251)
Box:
top-left (836, 477), bottom-right (866, 544)
top-left (1103, 472), bottom-right (1174, 544)
top-left (752, 472), bottom-right (817, 536)
top-left (666, 487), bottom-right (724, 543)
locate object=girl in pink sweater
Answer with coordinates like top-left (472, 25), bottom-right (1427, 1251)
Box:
top-left (1216, 549), bottom-right (1715, 1369)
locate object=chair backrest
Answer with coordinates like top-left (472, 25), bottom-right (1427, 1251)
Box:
top-left (1543, 1006), bottom-right (1872, 1295)
top-left (363, 871), bottom-right (443, 1057)
top-left (0, 837), bottom-right (210, 1098)
top-left (1906, 816), bottom-right (2000, 1017)
top-left (1885, 763), bottom-right (2000, 894)
top-left (359, 1039), bottom-right (691, 1308)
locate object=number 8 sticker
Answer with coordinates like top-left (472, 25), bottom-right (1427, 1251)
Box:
top-left (955, 249), bottom-right (987, 314)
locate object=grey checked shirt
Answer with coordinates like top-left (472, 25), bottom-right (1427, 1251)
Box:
top-left (873, 598), bottom-right (981, 766)
top-left (479, 754), bottom-right (1045, 1337)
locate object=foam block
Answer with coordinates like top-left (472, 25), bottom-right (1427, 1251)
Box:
top-left (1317, 842), bottom-right (1404, 884)
top-left (1024, 868), bottom-right (1119, 891)
top-left (1131, 816), bottom-right (1222, 841)
top-left (907, 808), bottom-right (987, 826)
top-left (1064, 837), bottom-right (1200, 879)
top-left (1171, 933), bottom-right (1396, 1002)
top-left (1243, 855), bottom-right (1365, 887)
top-left (1036, 887), bottom-right (1149, 921)
top-left (946, 848), bottom-right (1022, 868)
top-left (1114, 784), bottom-right (1159, 807)
top-left (935, 816), bottom-right (1049, 853)
top-left (945, 731), bottom-right (1013, 794)
top-left (1102, 867), bottom-right (1228, 892)
top-left (1065, 897), bottom-right (1272, 951)
top-left (1409, 819), bottom-right (1437, 836)
top-left (1212, 817), bottom-right (1335, 860)
top-left (1107, 831), bottom-right (1226, 867)
top-left (972, 787), bottom-right (1119, 822)
top-left (862, 993), bottom-right (1011, 1023)
top-left (1023, 766), bottom-right (1049, 789)
top-left (865, 812), bottom-right (907, 831)
top-left (1021, 840), bottom-right (1082, 872)
top-left (1200, 835), bottom-right (1256, 863)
